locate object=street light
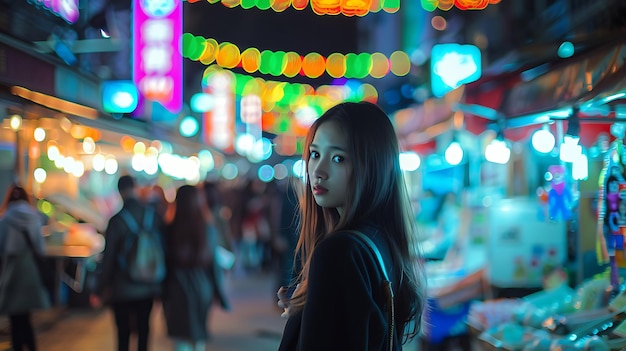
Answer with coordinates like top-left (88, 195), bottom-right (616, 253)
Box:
top-left (9, 114), bottom-right (23, 183)
top-left (9, 114), bottom-right (22, 131)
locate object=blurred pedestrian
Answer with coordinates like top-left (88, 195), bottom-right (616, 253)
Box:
top-left (202, 181), bottom-right (233, 255)
top-left (277, 102), bottom-right (427, 351)
top-left (145, 184), bottom-right (173, 223)
top-left (0, 184), bottom-right (50, 351)
top-left (91, 175), bottom-right (165, 351)
top-left (162, 185), bottom-right (226, 350)
top-left (273, 177), bottom-right (301, 295)
top-left (202, 180), bottom-right (232, 311)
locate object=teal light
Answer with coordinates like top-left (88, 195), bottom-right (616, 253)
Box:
top-left (558, 41), bottom-right (574, 58)
top-left (431, 44), bottom-right (481, 98)
top-left (179, 116), bottom-right (199, 137)
top-left (102, 81), bottom-right (138, 113)
top-left (190, 93), bottom-right (215, 112)
top-left (257, 164), bottom-right (275, 182)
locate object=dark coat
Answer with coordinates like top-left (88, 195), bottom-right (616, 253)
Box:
top-left (0, 201), bottom-right (50, 314)
top-left (162, 224), bottom-right (227, 341)
top-left (279, 226), bottom-right (401, 351)
top-left (93, 198), bottom-right (164, 302)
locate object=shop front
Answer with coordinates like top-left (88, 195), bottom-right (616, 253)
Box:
top-left (397, 34), bottom-right (626, 350)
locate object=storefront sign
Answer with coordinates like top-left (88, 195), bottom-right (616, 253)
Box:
top-left (202, 71), bottom-right (235, 152)
top-left (133, 0), bottom-right (182, 115)
top-left (29, 0), bottom-right (79, 23)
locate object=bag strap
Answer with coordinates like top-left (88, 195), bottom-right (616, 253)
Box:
top-left (120, 209), bottom-right (139, 233)
top-left (142, 207), bottom-right (154, 230)
top-left (121, 207), bottom-right (154, 234)
top-left (347, 230), bottom-right (395, 351)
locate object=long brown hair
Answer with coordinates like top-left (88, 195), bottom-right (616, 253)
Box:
top-left (166, 185), bottom-right (212, 268)
top-left (292, 101), bottom-right (427, 342)
top-left (1, 184), bottom-right (31, 214)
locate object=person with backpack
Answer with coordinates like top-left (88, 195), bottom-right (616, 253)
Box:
top-left (91, 175), bottom-right (166, 351)
top-left (162, 184), bottom-right (226, 351)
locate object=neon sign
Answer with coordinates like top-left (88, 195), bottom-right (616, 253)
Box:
top-left (431, 44), bottom-right (481, 98)
top-left (133, 0), bottom-right (183, 115)
top-left (30, 0), bottom-right (79, 23)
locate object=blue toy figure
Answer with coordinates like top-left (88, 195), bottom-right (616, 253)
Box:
top-left (548, 165), bottom-right (573, 221)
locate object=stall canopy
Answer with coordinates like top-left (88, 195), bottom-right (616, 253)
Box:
top-left (460, 33), bottom-right (626, 147)
top-left (396, 33), bottom-right (626, 151)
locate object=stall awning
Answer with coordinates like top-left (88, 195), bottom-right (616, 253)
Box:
top-left (459, 34), bottom-right (626, 146)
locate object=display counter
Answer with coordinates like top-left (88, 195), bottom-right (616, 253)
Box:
top-left (43, 224), bottom-right (105, 305)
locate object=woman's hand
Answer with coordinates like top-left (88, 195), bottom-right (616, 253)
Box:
top-left (277, 285), bottom-right (298, 319)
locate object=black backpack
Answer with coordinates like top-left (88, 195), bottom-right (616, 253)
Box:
top-left (117, 207), bottom-right (166, 284)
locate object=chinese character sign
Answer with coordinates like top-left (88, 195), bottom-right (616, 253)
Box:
top-left (133, 0), bottom-right (183, 115)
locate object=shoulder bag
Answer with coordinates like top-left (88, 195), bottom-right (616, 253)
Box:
top-left (348, 230), bottom-right (395, 351)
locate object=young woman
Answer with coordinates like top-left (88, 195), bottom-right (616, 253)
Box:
top-left (277, 101), bottom-right (427, 351)
top-left (162, 185), bottom-right (221, 351)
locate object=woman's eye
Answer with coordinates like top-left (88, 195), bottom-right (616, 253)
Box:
top-left (332, 155), bottom-right (344, 163)
top-left (310, 151), bottom-right (319, 159)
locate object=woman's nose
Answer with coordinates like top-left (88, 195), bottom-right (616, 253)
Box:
top-left (311, 162), bottom-right (328, 180)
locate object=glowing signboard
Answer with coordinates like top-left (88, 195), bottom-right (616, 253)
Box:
top-left (203, 71), bottom-right (235, 152)
top-left (133, 0), bottom-right (182, 115)
top-left (431, 44), bottom-right (481, 98)
top-left (31, 0), bottom-right (79, 23)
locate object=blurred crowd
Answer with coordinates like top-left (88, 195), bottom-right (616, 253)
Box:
top-left (139, 176), bottom-right (302, 294)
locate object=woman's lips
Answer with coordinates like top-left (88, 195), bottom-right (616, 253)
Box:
top-left (313, 185), bottom-right (328, 195)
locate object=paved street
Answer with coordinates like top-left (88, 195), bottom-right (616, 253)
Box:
top-left (1, 270), bottom-right (286, 351)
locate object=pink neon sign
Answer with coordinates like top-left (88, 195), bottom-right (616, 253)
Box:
top-left (133, 0), bottom-right (183, 115)
top-left (32, 0), bottom-right (79, 23)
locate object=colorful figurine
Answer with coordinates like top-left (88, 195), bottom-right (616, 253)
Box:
top-left (606, 175), bottom-right (623, 252)
top-left (548, 165), bottom-right (573, 221)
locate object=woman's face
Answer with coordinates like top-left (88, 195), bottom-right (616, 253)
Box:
top-left (308, 120), bottom-right (353, 216)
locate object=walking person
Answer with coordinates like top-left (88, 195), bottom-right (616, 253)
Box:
top-left (0, 184), bottom-right (50, 351)
top-left (91, 175), bottom-right (165, 351)
top-left (277, 101), bottom-right (427, 351)
top-left (162, 185), bottom-right (225, 350)
top-left (202, 180), bottom-right (232, 311)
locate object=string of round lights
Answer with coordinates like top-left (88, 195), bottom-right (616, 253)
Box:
top-left (201, 64), bottom-right (378, 119)
top-left (182, 33), bottom-right (412, 80)
top-left (420, 0), bottom-right (501, 11)
top-left (186, 0), bottom-right (400, 16)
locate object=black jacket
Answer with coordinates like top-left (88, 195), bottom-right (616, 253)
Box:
top-left (93, 198), bottom-right (163, 302)
top-left (279, 225), bottom-right (401, 351)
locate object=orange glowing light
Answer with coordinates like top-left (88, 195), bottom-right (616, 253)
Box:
top-left (292, 0), bottom-right (309, 9)
top-left (326, 53), bottom-right (347, 78)
top-left (341, 0), bottom-right (371, 16)
top-left (283, 52), bottom-right (303, 78)
top-left (302, 53), bottom-right (326, 78)
top-left (200, 38), bottom-right (220, 65)
top-left (121, 136), bottom-right (136, 153)
top-left (311, 0), bottom-right (341, 15)
top-left (271, 0), bottom-right (292, 11)
top-left (241, 47), bottom-right (261, 73)
top-left (221, 0), bottom-right (241, 8)
top-left (216, 42), bottom-right (241, 69)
